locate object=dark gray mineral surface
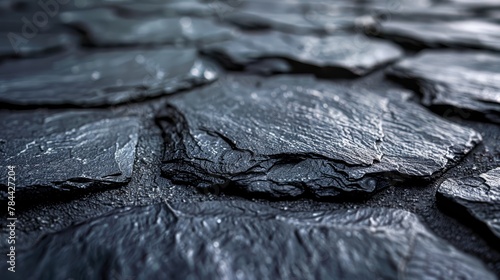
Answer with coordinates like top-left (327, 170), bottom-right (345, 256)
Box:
top-left (1, 0), bottom-right (500, 279)
top-left (202, 31), bottom-right (403, 76)
top-left (376, 18), bottom-right (500, 51)
top-left (158, 75), bottom-right (481, 198)
top-left (0, 201), bottom-right (495, 280)
top-left (438, 167), bottom-right (500, 239)
top-left (60, 8), bottom-right (235, 47)
top-left (0, 111), bottom-right (139, 195)
top-left (0, 48), bottom-right (217, 107)
top-left (0, 12), bottom-right (77, 59)
top-left (387, 50), bottom-right (500, 122)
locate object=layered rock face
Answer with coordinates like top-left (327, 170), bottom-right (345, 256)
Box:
top-left (158, 75), bottom-right (481, 198)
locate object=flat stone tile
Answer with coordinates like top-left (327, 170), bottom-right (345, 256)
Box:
top-left (0, 48), bottom-right (217, 107)
top-left (0, 201), bottom-right (494, 279)
top-left (60, 8), bottom-right (235, 47)
top-left (0, 111), bottom-right (140, 196)
top-left (223, 7), bottom-right (365, 35)
top-left (376, 18), bottom-right (500, 51)
top-left (438, 167), bottom-right (500, 239)
top-left (387, 50), bottom-right (500, 122)
top-left (202, 31), bottom-right (403, 76)
top-left (157, 75), bottom-right (481, 198)
top-left (0, 11), bottom-right (78, 59)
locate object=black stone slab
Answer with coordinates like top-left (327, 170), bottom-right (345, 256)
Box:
top-left (0, 11), bottom-right (77, 59)
top-left (438, 167), bottom-right (500, 239)
top-left (0, 111), bottom-right (140, 197)
top-left (0, 48), bottom-right (217, 107)
top-left (202, 31), bottom-right (403, 76)
top-left (0, 201), bottom-right (494, 280)
top-left (376, 18), bottom-right (500, 51)
top-left (387, 50), bottom-right (500, 123)
top-left (157, 75), bottom-right (481, 198)
top-left (223, 7), bottom-right (364, 35)
top-left (60, 8), bottom-right (234, 47)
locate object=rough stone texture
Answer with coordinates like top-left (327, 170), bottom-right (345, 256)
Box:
top-left (0, 201), bottom-right (495, 280)
top-left (0, 48), bottom-right (217, 107)
top-left (438, 167), bottom-right (500, 239)
top-left (60, 8), bottom-right (234, 47)
top-left (158, 75), bottom-right (481, 198)
top-left (387, 50), bottom-right (500, 122)
top-left (1, 0), bottom-right (500, 278)
top-left (202, 31), bottom-right (403, 76)
top-left (376, 18), bottom-right (500, 51)
top-left (0, 111), bottom-right (140, 196)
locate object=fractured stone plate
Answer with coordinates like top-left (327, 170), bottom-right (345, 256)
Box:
top-left (0, 111), bottom-right (140, 196)
top-left (157, 75), bottom-right (481, 198)
top-left (376, 18), bottom-right (500, 51)
top-left (0, 48), bottom-right (217, 107)
top-left (0, 201), bottom-right (494, 280)
top-left (60, 8), bottom-right (234, 47)
top-left (438, 167), bottom-right (500, 239)
top-left (387, 50), bottom-right (500, 122)
top-left (202, 31), bottom-right (403, 76)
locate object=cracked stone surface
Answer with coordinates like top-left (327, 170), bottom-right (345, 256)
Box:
top-left (158, 75), bottom-right (481, 198)
top-left (1, 0), bottom-right (500, 278)
top-left (387, 50), bottom-right (500, 123)
top-left (60, 8), bottom-right (234, 47)
top-left (0, 201), bottom-right (495, 280)
top-left (202, 31), bottom-right (403, 76)
top-left (0, 48), bottom-right (217, 107)
top-left (438, 167), bottom-right (500, 239)
top-left (0, 111), bottom-right (140, 196)
top-left (376, 18), bottom-right (500, 51)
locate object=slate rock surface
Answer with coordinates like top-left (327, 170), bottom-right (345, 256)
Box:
top-left (0, 111), bottom-right (140, 196)
top-left (387, 50), bottom-right (500, 122)
top-left (438, 167), bottom-right (500, 239)
top-left (60, 8), bottom-right (234, 47)
top-left (0, 201), bottom-right (495, 280)
top-left (1, 0), bottom-right (500, 278)
top-left (202, 31), bottom-right (403, 76)
top-left (223, 5), bottom-right (365, 35)
top-left (0, 48), bottom-right (217, 107)
top-left (158, 75), bottom-right (481, 198)
top-left (376, 18), bottom-right (500, 51)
